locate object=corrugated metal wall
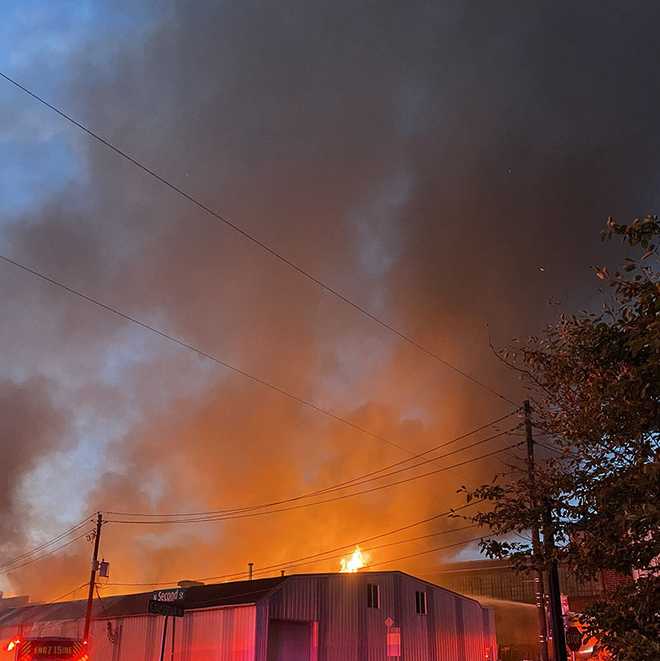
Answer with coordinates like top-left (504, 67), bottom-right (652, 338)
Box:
top-left (0, 617), bottom-right (82, 642)
top-left (267, 573), bottom-right (496, 661)
top-left (462, 596), bottom-right (486, 661)
top-left (2, 574), bottom-right (496, 661)
top-left (481, 607), bottom-right (498, 661)
top-left (432, 589), bottom-right (461, 661)
top-left (1, 605), bottom-right (256, 661)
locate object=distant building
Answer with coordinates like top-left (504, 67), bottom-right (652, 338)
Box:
top-left (422, 558), bottom-right (627, 612)
top-left (0, 595), bottom-right (30, 610)
top-left (0, 571), bottom-right (497, 660)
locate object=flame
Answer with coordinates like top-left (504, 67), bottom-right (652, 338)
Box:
top-left (340, 546), bottom-right (369, 573)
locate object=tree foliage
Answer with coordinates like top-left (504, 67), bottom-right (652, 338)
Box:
top-left (463, 216), bottom-right (660, 660)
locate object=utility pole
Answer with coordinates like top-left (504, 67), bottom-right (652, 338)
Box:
top-left (83, 512), bottom-right (103, 642)
top-left (524, 400), bottom-right (549, 661)
top-left (248, 562), bottom-right (254, 581)
top-left (544, 505), bottom-right (568, 661)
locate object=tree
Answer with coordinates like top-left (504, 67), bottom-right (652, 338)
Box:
top-left (462, 216), bottom-right (660, 660)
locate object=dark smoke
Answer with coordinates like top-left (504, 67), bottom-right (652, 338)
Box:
top-left (2, 0), bottom-right (660, 597)
top-left (0, 379), bottom-right (68, 542)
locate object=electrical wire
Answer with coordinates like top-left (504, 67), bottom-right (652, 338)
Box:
top-left (1, 251), bottom-right (481, 460)
top-left (368, 535), bottom-right (487, 568)
top-left (106, 504), bottom-right (481, 587)
top-left (106, 441), bottom-right (523, 525)
top-left (1, 532), bottom-right (89, 575)
top-left (106, 417), bottom-right (520, 519)
top-left (46, 581), bottom-right (89, 604)
top-left (0, 515), bottom-right (92, 569)
top-left (0, 70), bottom-right (515, 406)
top-left (109, 532), bottom-right (487, 589)
top-left (256, 525), bottom-right (479, 577)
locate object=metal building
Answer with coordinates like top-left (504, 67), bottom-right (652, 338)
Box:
top-left (424, 558), bottom-right (614, 611)
top-left (0, 571), bottom-right (497, 660)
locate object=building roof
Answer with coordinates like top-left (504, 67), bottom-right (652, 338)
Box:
top-left (0, 571), bottom-right (484, 627)
top-left (0, 577), bottom-right (286, 627)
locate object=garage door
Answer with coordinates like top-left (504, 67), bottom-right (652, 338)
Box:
top-left (267, 620), bottom-right (312, 661)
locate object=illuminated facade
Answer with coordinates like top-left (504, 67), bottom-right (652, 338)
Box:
top-left (0, 572), bottom-right (497, 660)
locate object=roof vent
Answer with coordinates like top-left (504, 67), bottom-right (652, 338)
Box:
top-left (177, 580), bottom-right (205, 588)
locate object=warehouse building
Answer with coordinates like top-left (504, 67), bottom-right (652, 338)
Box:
top-left (425, 558), bottom-right (623, 611)
top-left (0, 571), bottom-right (497, 660)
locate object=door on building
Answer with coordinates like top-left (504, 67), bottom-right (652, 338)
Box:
top-left (267, 620), bottom-right (313, 661)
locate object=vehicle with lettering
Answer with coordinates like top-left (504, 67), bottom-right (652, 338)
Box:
top-left (4, 637), bottom-right (88, 661)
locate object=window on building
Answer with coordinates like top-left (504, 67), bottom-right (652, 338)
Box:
top-left (415, 590), bottom-right (428, 615)
top-left (367, 583), bottom-right (380, 608)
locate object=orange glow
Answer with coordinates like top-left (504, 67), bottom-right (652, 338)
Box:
top-left (340, 546), bottom-right (369, 573)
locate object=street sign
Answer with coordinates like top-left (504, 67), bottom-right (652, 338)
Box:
top-left (152, 588), bottom-right (186, 603)
top-left (565, 626), bottom-right (583, 652)
top-left (148, 600), bottom-right (185, 618)
top-left (149, 587), bottom-right (187, 618)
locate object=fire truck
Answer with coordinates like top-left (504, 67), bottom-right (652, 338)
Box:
top-left (3, 638), bottom-right (88, 661)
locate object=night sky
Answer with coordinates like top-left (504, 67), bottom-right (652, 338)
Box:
top-left (2, 1), bottom-right (660, 598)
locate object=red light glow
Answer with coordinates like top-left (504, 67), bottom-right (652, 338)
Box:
top-left (5, 639), bottom-right (20, 652)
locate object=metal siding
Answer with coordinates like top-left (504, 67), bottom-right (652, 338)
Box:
top-left (432, 588), bottom-right (459, 661)
top-left (322, 574), bottom-right (359, 661)
top-left (1, 573), bottom-right (496, 661)
top-left (317, 576), bottom-right (327, 661)
top-left (399, 575), bottom-right (430, 661)
top-left (268, 576), bottom-right (319, 622)
top-left (482, 607), bottom-right (498, 661)
top-left (426, 589), bottom-right (438, 661)
top-left (461, 599), bottom-right (484, 661)
top-left (0, 618), bottom-right (82, 640)
top-left (265, 572), bottom-right (496, 661)
top-left (106, 613), bottom-right (161, 661)
top-left (254, 601), bottom-right (270, 661)
top-left (366, 573), bottom-right (396, 661)
top-left (4, 606), bottom-right (256, 661)
top-left (455, 597), bottom-right (467, 661)
top-left (182, 605), bottom-right (256, 661)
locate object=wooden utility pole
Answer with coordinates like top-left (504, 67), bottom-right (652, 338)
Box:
top-left (83, 513), bottom-right (103, 642)
top-left (524, 401), bottom-right (549, 661)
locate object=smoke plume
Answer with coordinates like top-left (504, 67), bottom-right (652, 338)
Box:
top-left (1, 0), bottom-right (660, 598)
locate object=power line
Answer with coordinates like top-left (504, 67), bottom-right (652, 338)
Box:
top-left (106, 441), bottom-right (523, 525)
top-left (368, 535), bottom-right (486, 568)
top-left (106, 416), bottom-right (519, 518)
top-left (106, 503), bottom-right (481, 587)
top-left (0, 251), bottom-right (442, 459)
top-left (256, 525), bottom-right (479, 577)
top-left (1, 532), bottom-right (89, 575)
top-left (0, 252), bottom-right (517, 469)
top-left (107, 424), bottom-right (519, 521)
top-left (46, 581), bottom-right (89, 604)
top-left (0, 515), bottom-right (93, 571)
top-left (0, 70), bottom-right (515, 406)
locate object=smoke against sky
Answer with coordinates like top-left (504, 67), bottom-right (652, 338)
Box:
top-left (1, 1), bottom-right (660, 597)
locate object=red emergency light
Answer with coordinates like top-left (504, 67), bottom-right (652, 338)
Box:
top-left (13, 638), bottom-right (87, 661)
top-left (4, 638), bottom-right (20, 652)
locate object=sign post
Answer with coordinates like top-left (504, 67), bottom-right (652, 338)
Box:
top-left (148, 588), bottom-right (186, 661)
top-left (148, 588), bottom-right (187, 618)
